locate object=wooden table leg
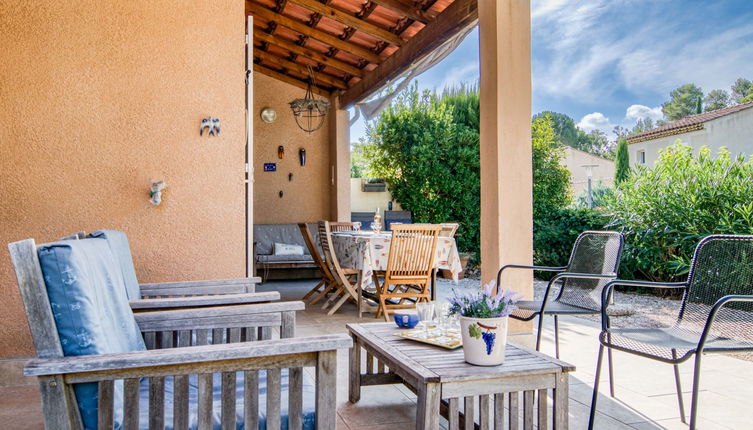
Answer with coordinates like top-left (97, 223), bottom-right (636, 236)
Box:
top-left (554, 372), bottom-right (569, 429)
top-left (417, 382), bottom-right (441, 430)
top-left (357, 270), bottom-right (364, 318)
top-left (431, 269), bottom-right (437, 301)
top-left (349, 336), bottom-right (361, 403)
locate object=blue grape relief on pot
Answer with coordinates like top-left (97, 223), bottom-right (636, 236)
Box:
top-left (468, 322), bottom-right (497, 355)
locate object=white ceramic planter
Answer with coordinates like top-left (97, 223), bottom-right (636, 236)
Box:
top-left (459, 315), bottom-right (508, 366)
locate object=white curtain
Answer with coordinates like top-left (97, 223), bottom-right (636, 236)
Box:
top-left (350, 22), bottom-right (477, 125)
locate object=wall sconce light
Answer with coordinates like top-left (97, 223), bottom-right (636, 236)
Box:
top-left (299, 148), bottom-right (306, 166)
top-left (149, 181), bottom-right (167, 206)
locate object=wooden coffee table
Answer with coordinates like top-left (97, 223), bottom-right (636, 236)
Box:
top-left (347, 323), bottom-right (575, 429)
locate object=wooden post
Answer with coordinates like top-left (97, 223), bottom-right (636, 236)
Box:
top-left (416, 382), bottom-right (441, 430)
top-left (329, 99), bottom-right (351, 221)
top-left (478, 0), bottom-right (533, 334)
top-left (316, 350), bottom-right (338, 429)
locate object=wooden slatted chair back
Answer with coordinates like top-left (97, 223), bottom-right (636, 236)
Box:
top-left (385, 224), bottom-right (442, 280)
top-left (298, 223), bottom-right (331, 278)
top-left (317, 221), bottom-right (351, 286)
top-left (329, 222), bottom-right (356, 232)
top-left (439, 223), bottom-right (459, 238)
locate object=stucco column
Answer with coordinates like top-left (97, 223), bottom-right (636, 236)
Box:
top-left (329, 99), bottom-right (351, 221)
top-left (478, 0), bottom-right (533, 334)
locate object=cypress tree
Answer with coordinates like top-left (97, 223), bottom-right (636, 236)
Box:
top-left (696, 96), bottom-right (703, 114)
top-left (615, 137), bottom-right (630, 183)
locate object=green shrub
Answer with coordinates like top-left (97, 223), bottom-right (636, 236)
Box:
top-left (533, 207), bottom-right (609, 274)
top-left (614, 137), bottom-right (630, 183)
top-left (605, 144), bottom-right (753, 281)
top-left (576, 181), bottom-right (614, 209)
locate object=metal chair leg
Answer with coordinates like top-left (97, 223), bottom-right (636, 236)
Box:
top-left (671, 349), bottom-right (687, 424)
top-left (607, 337), bottom-right (615, 397)
top-left (588, 344), bottom-right (605, 430)
top-left (535, 313), bottom-right (545, 351)
top-left (554, 315), bottom-right (560, 359)
top-left (689, 353), bottom-right (703, 430)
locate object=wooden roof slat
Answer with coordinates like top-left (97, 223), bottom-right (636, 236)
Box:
top-left (253, 63), bottom-right (332, 97)
top-left (247, 1), bottom-right (384, 65)
top-left (287, 0), bottom-right (405, 47)
top-left (368, 0), bottom-right (432, 24)
top-left (254, 28), bottom-right (364, 77)
top-left (254, 49), bottom-right (349, 90)
top-left (339, 0), bottom-right (477, 107)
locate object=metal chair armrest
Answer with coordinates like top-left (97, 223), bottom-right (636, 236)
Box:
top-left (537, 272), bottom-right (618, 316)
top-left (698, 294), bottom-right (753, 352)
top-left (496, 264), bottom-right (567, 288)
top-left (600, 280), bottom-right (688, 331)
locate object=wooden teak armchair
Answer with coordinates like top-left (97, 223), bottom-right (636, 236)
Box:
top-left (373, 224), bottom-right (442, 321)
top-left (9, 238), bottom-right (351, 429)
top-left (85, 230), bottom-right (276, 312)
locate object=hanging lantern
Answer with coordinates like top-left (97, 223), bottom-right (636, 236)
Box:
top-left (289, 67), bottom-right (330, 134)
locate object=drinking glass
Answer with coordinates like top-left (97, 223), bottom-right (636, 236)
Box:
top-left (415, 302), bottom-right (434, 338)
top-left (434, 302), bottom-right (451, 335)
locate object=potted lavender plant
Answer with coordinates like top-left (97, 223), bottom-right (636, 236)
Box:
top-left (448, 281), bottom-right (519, 366)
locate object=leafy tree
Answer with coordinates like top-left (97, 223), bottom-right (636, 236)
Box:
top-left (630, 118), bottom-right (655, 135)
top-left (350, 142), bottom-right (369, 178)
top-left (703, 89), bottom-right (730, 111)
top-left (742, 92), bottom-right (753, 104)
top-left (731, 78), bottom-right (752, 104)
top-left (614, 137), bottom-right (630, 183)
top-left (605, 144), bottom-right (753, 280)
top-left (531, 115), bottom-right (572, 217)
top-left (661, 84), bottom-right (704, 120)
top-left (532, 111), bottom-right (579, 147)
top-left (695, 96), bottom-right (703, 114)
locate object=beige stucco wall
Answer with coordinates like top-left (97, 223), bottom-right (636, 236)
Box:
top-left (350, 178), bottom-right (402, 213)
top-left (629, 107), bottom-right (753, 167)
top-left (253, 73), bottom-right (332, 224)
top-left (0, 1), bottom-right (246, 358)
top-left (562, 146), bottom-right (615, 195)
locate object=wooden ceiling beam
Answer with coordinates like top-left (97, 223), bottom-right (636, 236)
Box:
top-left (253, 64), bottom-right (332, 97)
top-left (339, 0), bottom-right (477, 108)
top-left (254, 48), bottom-right (349, 90)
top-left (246, 1), bottom-right (383, 64)
top-left (254, 28), bottom-right (364, 77)
top-left (287, 0), bottom-right (405, 47)
top-left (368, 0), bottom-right (432, 24)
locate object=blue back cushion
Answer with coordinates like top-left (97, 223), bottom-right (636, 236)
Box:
top-left (89, 230), bottom-right (141, 300)
top-left (38, 238), bottom-right (146, 429)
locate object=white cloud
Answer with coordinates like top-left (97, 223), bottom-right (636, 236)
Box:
top-left (531, 0), bottom-right (753, 104)
top-left (577, 112), bottom-right (613, 134)
top-left (625, 105), bottom-right (663, 123)
top-left (437, 63), bottom-right (479, 93)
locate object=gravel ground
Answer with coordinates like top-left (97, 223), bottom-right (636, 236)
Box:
top-left (437, 276), bottom-right (752, 362)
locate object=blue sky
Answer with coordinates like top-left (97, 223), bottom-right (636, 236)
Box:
top-left (350, 0), bottom-right (753, 142)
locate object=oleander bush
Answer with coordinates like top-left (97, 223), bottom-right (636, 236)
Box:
top-left (605, 144), bottom-right (753, 281)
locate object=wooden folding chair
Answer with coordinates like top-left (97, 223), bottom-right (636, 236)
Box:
top-left (439, 223), bottom-right (459, 238)
top-left (373, 224), bottom-right (442, 321)
top-left (317, 221), bottom-right (360, 315)
top-left (297, 223), bottom-right (337, 304)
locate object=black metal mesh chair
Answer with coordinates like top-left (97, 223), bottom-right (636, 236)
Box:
top-left (497, 231), bottom-right (624, 359)
top-left (589, 235), bottom-right (753, 430)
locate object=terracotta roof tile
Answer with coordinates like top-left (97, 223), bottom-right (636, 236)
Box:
top-left (627, 101), bottom-right (753, 144)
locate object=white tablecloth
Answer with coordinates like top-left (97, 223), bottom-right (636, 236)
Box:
top-left (331, 231), bottom-right (463, 289)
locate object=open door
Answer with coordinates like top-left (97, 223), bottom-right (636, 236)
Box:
top-left (245, 15), bottom-right (254, 277)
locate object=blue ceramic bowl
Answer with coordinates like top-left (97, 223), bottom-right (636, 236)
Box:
top-left (393, 311), bottom-right (419, 329)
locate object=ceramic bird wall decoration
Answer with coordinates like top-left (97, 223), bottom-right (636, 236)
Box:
top-left (149, 181), bottom-right (167, 206)
top-left (200, 117), bottom-right (221, 136)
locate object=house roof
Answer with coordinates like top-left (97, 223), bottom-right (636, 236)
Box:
top-left (627, 101), bottom-right (753, 144)
top-left (246, 0), bottom-right (477, 105)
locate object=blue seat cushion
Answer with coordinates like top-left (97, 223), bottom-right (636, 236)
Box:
top-left (38, 238), bottom-right (146, 429)
top-left (89, 230), bottom-right (141, 300)
top-left (136, 369), bottom-right (316, 429)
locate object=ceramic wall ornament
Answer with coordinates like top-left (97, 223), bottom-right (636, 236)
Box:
top-left (299, 148), bottom-right (306, 166)
top-left (288, 173), bottom-right (294, 182)
top-left (278, 145), bottom-right (285, 159)
top-left (279, 190), bottom-right (284, 198)
top-left (260, 107), bottom-right (277, 123)
top-left (149, 181), bottom-right (167, 206)
top-left (200, 117), bottom-right (220, 136)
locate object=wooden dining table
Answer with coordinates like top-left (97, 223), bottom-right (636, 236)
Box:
top-left (330, 231), bottom-right (463, 315)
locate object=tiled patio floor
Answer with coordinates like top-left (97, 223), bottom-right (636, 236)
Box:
top-left (2, 279), bottom-right (751, 429)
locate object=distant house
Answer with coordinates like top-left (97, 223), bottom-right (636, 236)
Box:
top-left (562, 146), bottom-right (614, 195)
top-left (627, 101), bottom-right (753, 167)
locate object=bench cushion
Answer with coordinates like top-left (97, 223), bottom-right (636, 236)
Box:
top-left (138, 369), bottom-right (315, 429)
top-left (254, 224), bottom-right (319, 256)
top-left (257, 254), bottom-right (315, 264)
top-left (89, 229), bottom-right (141, 300)
top-left (38, 238), bottom-right (146, 428)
